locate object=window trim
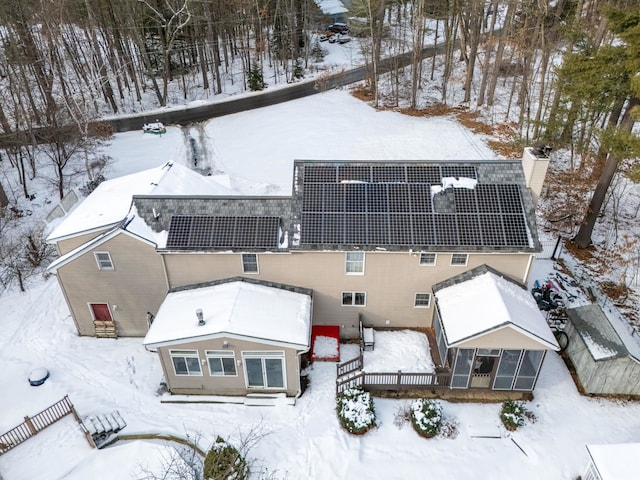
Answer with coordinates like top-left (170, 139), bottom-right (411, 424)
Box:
top-left (241, 253), bottom-right (259, 274)
top-left (345, 251), bottom-right (365, 275)
top-left (342, 291), bottom-right (366, 307)
top-left (94, 251), bottom-right (114, 270)
top-left (241, 351), bottom-right (287, 390)
top-left (414, 293), bottom-right (432, 308)
top-left (169, 349), bottom-right (202, 376)
top-left (205, 350), bottom-right (237, 377)
top-left (450, 253), bottom-right (469, 266)
top-left (419, 252), bottom-right (437, 266)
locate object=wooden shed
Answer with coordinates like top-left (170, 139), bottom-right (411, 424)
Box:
top-left (564, 305), bottom-right (640, 395)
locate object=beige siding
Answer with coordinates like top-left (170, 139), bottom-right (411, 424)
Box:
top-left (55, 229), bottom-right (112, 256)
top-left (163, 250), bottom-right (531, 337)
top-left (158, 337), bottom-right (301, 396)
top-left (454, 326), bottom-right (555, 350)
top-left (57, 233), bottom-right (167, 336)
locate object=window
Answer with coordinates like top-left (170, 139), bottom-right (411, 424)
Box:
top-left (342, 291), bottom-right (366, 306)
top-left (414, 293), bottom-right (431, 307)
top-left (94, 252), bottom-right (114, 270)
top-left (206, 350), bottom-right (237, 376)
top-left (450, 253), bottom-right (468, 266)
top-left (493, 349), bottom-right (522, 390)
top-left (419, 252), bottom-right (436, 266)
top-left (242, 351), bottom-right (286, 389)
top-left (170, 350), bottom-right (202, 376)
top-left (242, 253), bottom-right (258, 273)
top-left (345, 251), bottom-right (365, 274)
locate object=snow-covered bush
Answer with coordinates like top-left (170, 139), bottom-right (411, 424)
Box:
top-left (336, 387), bottom-right (376, 435)
top-left (411, 399), bottom-right (442, 438)
top-left (500, 400), bottom-right (530, 431)
top-left (203, 436), bottom-right (249, 480)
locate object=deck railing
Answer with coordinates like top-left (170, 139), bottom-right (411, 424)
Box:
top-left (0, 395), bottom-right (93, 455)
top-left (336, 354), bottom-right (363, 377)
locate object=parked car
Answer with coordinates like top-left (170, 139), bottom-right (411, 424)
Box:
top-left (327, 23), bottom-right (349, 34)
top-left (337, 34), bottom-right (351, 44)
top-left (318, 34), bottom-right (328, 42)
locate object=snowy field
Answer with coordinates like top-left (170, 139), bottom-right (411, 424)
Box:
top-left (1, 91), bottom-right (640, 479)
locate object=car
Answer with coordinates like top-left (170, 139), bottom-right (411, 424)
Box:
top-left (318, 34), bottom-right (328, 42)
top-left (337, 34), bottom-right (351, 44)
top-left (327, 23), bottom-right (349, 34)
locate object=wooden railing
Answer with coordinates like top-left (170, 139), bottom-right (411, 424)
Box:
top-left (0, 395), bottom-right (93, 455)
top-left (362, 372), bottom-right (452, 391)
top-left (336, 354), bottom-right (363, 377)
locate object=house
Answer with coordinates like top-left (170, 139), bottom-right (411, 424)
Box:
top-left (582, 443), bottom-right (640, 480)
top-left (47, 147), bottom-right (555, 397)
top-left (564, 304), bottom-right (640, 395)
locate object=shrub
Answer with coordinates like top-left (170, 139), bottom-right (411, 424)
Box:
top-left (411, 399), bottom-right (442, 438)
top-left (336, 387), bottom-right (375, 435)
top-left (203, 436), bottom-right (249, 480)
top-left (500, 400), bottom-right (529, 431)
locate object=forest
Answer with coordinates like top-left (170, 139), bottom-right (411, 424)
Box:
top-left (0, 0), bottom-right (638, 312)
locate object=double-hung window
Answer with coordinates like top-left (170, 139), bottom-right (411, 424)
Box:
top-left (242, 253), bottom-right (259, 273)
top-left (206, 350), bottom-right (237, 376)
top-left (451, 253), bottom-right (468, 266)
top-left (342, 291), bottom-right (366, 306)
top-left (414, 293), bottom-right (431, 308)
top-left (345, 251), bottom-right (365, 274)
top-left (419, 252), bottom-right (436, 266)
top-left (94, 252), bottom-right (114, 270)
top-left (170, 350), bottom-right (202, 376)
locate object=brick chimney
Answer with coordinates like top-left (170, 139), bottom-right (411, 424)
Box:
top-left (522, 145), bottom-right (551, 204)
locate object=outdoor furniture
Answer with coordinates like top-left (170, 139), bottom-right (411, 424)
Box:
top-left (359, 317), bottom-right (375, 351)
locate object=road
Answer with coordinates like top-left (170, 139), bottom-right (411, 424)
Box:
top-left (0, 38), bottom-right (451, 145)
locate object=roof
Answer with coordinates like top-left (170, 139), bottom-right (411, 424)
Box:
top-left (566, 305), bottom-right (640, 362)
top-left (586, 443), bottom-right (640, 480)
top-left (433, 265), bottom-right (558, 349)
top-left (143, 278), bottom-right (312, 349)
top-left (290, 160), bottom-right (540, 252)
top-left (133, 196), bottom-right (292, 250)
top-left (46, 162), bottom-right (236, 243)
top-left (314, 0), bottom-right (348, 15)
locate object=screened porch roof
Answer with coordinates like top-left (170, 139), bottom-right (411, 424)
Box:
top-left (433, 265), bottom-right (559, 351)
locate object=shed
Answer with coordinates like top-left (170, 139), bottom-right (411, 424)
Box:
top-left (564, 304), bottom-right (640, 395)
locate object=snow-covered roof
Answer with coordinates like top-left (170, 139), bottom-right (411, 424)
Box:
top-left (46, 162), bottom-right (236, 243)
top-left (143, 279), bottom-right (312, 349)
top-left (434, 266), bottom-right (558, 349)
top-left (567, 305), bottom-right (640, 362)
top-left (586, 443), bottom-right (640, 480)
top-left (314, 0), bottom-right (348, 15)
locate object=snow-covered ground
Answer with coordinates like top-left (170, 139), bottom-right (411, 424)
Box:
top-left (2, 91), bottom-right (640, 479)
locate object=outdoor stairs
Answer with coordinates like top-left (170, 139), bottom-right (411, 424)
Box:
top-left (83, 411), bottom-right (126, 447)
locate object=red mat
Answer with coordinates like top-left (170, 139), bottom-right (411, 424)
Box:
top-left (311, 325), bottom-right (340, 362)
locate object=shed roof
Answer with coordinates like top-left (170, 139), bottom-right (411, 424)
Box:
top-left (143, 278), bottom-right (312, 349)
top-left (566, 305), bottom-right (640, 361)
top-left (433, 265), bottom-right (558, 350)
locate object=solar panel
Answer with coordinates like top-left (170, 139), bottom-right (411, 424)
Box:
top-left (442, 165), bottom-right (477, 179)
top-left (166, 215), bottom-right (280, 249)
top-left (296, 162), bottom-right (531, 249)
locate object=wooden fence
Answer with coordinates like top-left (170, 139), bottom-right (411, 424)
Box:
top-left (336, 354), bottom-right (363, 377)
top-left (0, 395), bottom-right (94, 455)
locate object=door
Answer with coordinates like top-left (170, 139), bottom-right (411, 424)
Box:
top-left (244, 356), bottom-right (285, 389)
top-left (90, 303), bottom-right (112, 321)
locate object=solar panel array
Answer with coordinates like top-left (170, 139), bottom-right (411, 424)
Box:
top-left (298, 164), bottom-right (530, 248)
top-left (166, 215), bottom-right (280, 249)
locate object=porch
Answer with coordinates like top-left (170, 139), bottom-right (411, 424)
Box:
top-left (336, 329), bottom-right (536, 401)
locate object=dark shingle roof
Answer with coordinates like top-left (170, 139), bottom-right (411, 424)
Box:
top-left (290, 160), bottom-right (540, 252)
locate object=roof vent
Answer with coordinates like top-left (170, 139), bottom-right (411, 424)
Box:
top-left (196, 308), bottom-right (205, 326)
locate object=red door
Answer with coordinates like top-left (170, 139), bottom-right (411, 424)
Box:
top-left (90, 303), bottom-right (112, 321)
